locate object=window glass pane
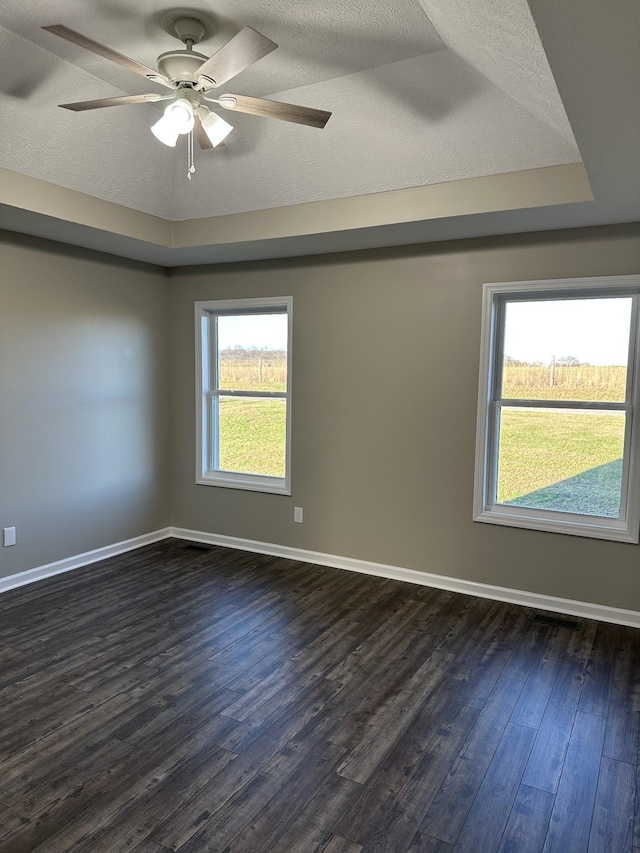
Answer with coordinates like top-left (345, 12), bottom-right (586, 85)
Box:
top-left (217, 314), bottom-right (288, 392)
top-left (500, 297), bottom-right (632, 402)
top-left (219, 397), bottom-right (286, 477)
top-left (496, 407), bottom-right (626, 517)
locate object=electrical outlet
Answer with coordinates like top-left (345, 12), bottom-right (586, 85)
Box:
top-left (3, 527), bottom-right (16, 547)
top-left (294, 507), bottom-right (303, 523)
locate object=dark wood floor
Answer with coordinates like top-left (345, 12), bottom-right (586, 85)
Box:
top-left (0, 540), bottom-right (638, 852)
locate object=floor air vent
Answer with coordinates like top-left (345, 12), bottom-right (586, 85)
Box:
top-left (184, 543), bottom-right (214, 552)
top-left (531, 613), bottom-right (581, 631)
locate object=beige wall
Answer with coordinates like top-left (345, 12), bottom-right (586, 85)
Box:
top-left (3, 222), bottom-right (638, 611)
top-left (0, 231), bottom-right (170, 579)
top-left (169, 223), bottom-right (640, 612)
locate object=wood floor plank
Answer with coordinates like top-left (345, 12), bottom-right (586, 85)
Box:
top-left (502, 622), bottom-right (552, 683)
top-left (224, 743), bottom-right (347, 851)
top-left (324, 597), bottom-right (480, 751)
top-left (603, 626), bottom-right (640, 765)
top-left (170, 725), bottom-right (342, 852)
top-left (522, 623), bottom-right (598, 794)
top-left (220, 617), bottom-right (367, 723)
top-left (129, 841), bottom-right (171, 853)
top-left (578, 622), bottom-right (619, 718)
top-left (70, 742), bottom-right (237, 853)
top-left (0, 802), bottom-right (30, 837)
top-left (336, 648), bottom-right (456, 784)
top-left (323, 836), bottom-right (363, 853)
top-left (497, 785), bottom-right (555, 853)
top-left (452, 722), bottom-right (536, 851)
top-left (333, 691), bottom-right (478, 849)
top-left (149, 680), bottom-right (343, 850)
top-left (215, 672), bottom-right (344, 755)
top-left (268, 772), bottom-right (361, 853)
top-left (0, 704), bottom-right (238, 852)
top-left (455, 607), bottom-right (530, 709)
top-left (635, 764), bottom-right (640, 850)
top-left (406, 833), bottom-right (453, 852)
top-left (420, 676), bottom-right (524, 844)
top-left (0, 691), bottom-right (139, 790)
top-left (325, 592), bottom-right (443, 684)
top-left (542, 710), bottom-right (606, 853)
top-left (587, 756), bottom-right (635, 853)
top-left (0, 540), bottom-right (638, 853)
top-left (510, 626), bottom-right (571, 729)
top-left (4, 737), bottom-right (135, 820)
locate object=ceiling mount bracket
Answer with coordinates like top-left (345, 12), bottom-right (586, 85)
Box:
top-left (160, 10), bottom-right (215, 46)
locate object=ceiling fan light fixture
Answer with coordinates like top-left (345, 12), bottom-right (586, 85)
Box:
top-left (200, 111), bottom-right (234, 147)
top-left (150, 98), bottom-right (195, 147)
top-left (167, 98), bottom-right (195, 133)
top-left (150, 113), bottom-right (181, 147)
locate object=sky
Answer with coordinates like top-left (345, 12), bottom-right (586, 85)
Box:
top-left (217, 313), bottom-right (288, 351)
top-left (503, 297), bottom-right (632, 366)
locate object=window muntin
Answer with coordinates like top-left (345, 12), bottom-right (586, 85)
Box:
top-left (474, 277), bottom-right (640, 542)
top-left (196, 297), bottom-right (292, 494)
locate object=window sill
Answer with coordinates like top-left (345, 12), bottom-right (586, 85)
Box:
top-left (196, 472), bottom-right (291, 496)
top-left (473, 507), bottom-right (638, 543)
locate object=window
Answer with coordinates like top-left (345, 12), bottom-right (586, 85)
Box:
top-left (196, 296), bottom-right (292, 494)
top-left (474, 276), bottom-right (640, 542)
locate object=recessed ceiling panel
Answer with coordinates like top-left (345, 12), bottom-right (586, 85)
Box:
top-left (0, 0), bottom-right (585, 231)
top-left (418, 0), bottom-right (576, 143)
top-left (169, 50), bottom-right (580, 220)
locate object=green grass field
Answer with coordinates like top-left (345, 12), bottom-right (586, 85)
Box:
top-left (219, 398), bottom-right (286, 477)
top-left (497, 409), bottom-right (625, 516)
top-left (498, 364), bottom-right (627, 516)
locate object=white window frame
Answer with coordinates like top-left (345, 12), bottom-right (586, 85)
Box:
top-left (195, 296), bottom-right (292, 495)
top-left (473, 275), bottom-right (640, 543)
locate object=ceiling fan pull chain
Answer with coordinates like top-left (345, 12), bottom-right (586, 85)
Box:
top-left (187, 129), bottom-right (196, 180)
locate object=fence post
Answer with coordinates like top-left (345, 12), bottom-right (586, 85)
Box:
top-left (550, 354), bottom-right (555, 387)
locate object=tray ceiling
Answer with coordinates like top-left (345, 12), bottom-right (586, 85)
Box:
top-left (0, 0), bottom-right (638, 266)
top-left (0, 0), bottom-right (579, 221)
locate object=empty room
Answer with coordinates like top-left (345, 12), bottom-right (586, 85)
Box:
top-left (1, 0), bottom-right (639, 851)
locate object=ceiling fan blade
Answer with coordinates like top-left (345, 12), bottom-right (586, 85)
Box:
top-left (194, 115), bottom-right (213, 149)
top-left (196, 27), bottom-right (277, 88)
top-left (42, 24), bottom-right (173, 88)
top-left (59, 94), bottom-right (171, 111)
top-left (218, 94), bottom-right (331, 129)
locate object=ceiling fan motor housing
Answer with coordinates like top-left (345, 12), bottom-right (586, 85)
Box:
top-left (157, 49), bottom-right (208, 86)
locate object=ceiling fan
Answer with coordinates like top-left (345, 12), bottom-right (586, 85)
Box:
top-left (42, 13), bottom-right (332, 178)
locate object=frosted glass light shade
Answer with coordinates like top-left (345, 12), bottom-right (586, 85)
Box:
top-left (200, 111), bottom-right (233, 147)
top-left (151, 98), bottom-right (195, 147)
top-left (151, 113), bottom-right (181, 147)
top-left (168, 99), bottom-right (195, 133)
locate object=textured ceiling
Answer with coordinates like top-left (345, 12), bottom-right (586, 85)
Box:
top-left (418, 0), bottom-right (576, 143)
top-left (0, 0), bottom-right (445, 98)
top-left (170, 50), bottom-right (578, 220)
top-left (0, 0), bottom-right (579, 222)
top-left (0, 24), bottom-right (175, 219)
top-left (1, 0), bottom-right (637, 267)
